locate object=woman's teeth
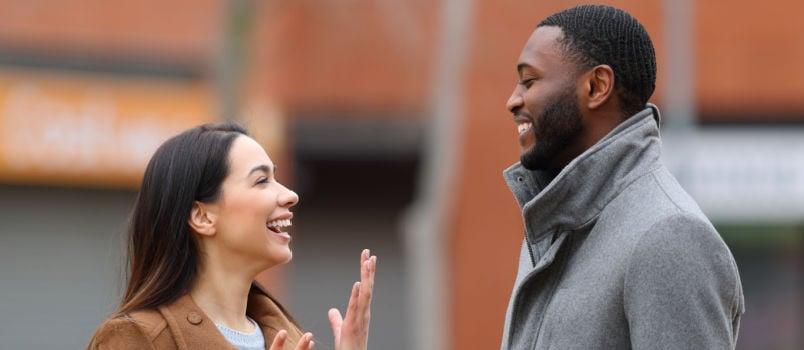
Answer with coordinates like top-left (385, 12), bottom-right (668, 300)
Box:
top-left (266, 219), bottom-right (292, 231)
top-left (517, 122), bottom-right (532, 134)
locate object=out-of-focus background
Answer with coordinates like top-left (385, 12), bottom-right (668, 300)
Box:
top-left (0, 0), bottom-right (801, 349)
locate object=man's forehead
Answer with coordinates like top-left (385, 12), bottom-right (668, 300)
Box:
top-left (518, 26), bottom-right (565, 70)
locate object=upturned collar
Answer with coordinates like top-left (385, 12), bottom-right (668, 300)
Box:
top-left (503, 104), bottom-right (663, 242)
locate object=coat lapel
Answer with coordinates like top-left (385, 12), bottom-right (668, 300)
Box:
top-left (157, 285), bottom-right (303, 350)
top-left (159, 294), bottom-right (237, 350)
top-left (247, 284), bottom-right (305, 350)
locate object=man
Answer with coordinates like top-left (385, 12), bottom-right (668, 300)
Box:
top-left (500, 5), bottom-right (744, 350)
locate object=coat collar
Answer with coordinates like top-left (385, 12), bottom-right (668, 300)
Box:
top-left (503, 104), bottom-right (663, 242)
top-left (156, 283), bottom-right (303, 350)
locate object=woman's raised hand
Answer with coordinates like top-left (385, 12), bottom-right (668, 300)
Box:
top-left (269, 330), bottom-right (315, 350)
top-left (328, 249), bottom-right (377, 350)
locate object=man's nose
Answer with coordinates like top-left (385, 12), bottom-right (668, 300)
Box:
top-left (506, 87), bottom-right (524, 113)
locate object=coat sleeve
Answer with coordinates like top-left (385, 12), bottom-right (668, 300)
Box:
top-left (623, 213), bottom-right (744, 350)
top-left (86, 317), bottom-right (156, 350)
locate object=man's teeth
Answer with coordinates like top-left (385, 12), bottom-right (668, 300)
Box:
top-left (266, 219), bottom-right (292, 228)
top-left (517, 122), bottom-right (532, 134)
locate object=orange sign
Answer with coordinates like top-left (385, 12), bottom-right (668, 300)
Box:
top-left (0, 68), bottom-right (214, 188)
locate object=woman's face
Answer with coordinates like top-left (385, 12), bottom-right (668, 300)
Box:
top-left (208, 135), bottom-right (299, 269)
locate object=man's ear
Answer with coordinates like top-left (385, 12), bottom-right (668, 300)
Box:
top-left (188, 201), bottom-right (217, 237)
top-left (583, 64), bottom-right (615, 110)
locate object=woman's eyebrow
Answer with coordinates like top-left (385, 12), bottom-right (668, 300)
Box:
top-left (247, 164), bottom-right (275, 177)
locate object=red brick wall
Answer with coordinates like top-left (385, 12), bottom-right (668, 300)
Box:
top-left (696, 0), bottom-right (804, 119)
top-left (0, 0), bottom-right (222, 61)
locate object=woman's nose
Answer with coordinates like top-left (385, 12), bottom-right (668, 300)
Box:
top-left (279, 187), bottom-right (299, 208)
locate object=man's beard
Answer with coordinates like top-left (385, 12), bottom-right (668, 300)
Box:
top-left (520, 88), bottom-right (584, 171)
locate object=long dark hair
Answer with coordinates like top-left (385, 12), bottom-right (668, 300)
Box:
top-left (114, 122), bottom-right (294, 323)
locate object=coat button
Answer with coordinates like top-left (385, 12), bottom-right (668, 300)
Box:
top-left (187, 312), bottom-right (203, 325)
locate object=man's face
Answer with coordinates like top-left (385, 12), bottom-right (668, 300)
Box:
top-left (506, 26), bottom-right (585, 171)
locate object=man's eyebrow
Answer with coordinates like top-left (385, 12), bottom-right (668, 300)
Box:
top-left (247, 164), bottom-right (275, 177)
top-left (517, 62), bottom-right (531, 75)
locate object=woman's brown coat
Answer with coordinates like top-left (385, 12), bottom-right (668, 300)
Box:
top-left (87, 285), bottom-right (303, 349)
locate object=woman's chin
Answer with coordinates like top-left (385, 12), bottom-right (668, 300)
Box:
top-left (248, 247), bottom-right (292, 271)
top-left (268, 248), bottom-right (293, 266)
top-left (279, 250), bottom-right (293, 264)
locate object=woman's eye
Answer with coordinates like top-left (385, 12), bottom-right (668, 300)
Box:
top-left (256, 177), bottom-right (269, 185)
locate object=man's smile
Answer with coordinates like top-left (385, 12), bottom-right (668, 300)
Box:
top-left (517, 121), bottom-right (533, 135)
top-left (514, 114), bottom-right (536, 149)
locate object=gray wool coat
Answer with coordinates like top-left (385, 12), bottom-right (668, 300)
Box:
top-left (500, 105), bottom-right (744, 350)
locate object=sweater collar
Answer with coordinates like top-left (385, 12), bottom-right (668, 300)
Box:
top-left (503, 104), bottom-right (663, 242)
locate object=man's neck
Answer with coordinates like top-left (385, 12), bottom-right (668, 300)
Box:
top-left (583, 108), bottom-right (627, 151)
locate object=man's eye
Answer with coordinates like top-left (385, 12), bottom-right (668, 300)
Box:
top-left (256, 177), bottom-right (269, 185)
top-left (520, 78), bottom-right (536, 88)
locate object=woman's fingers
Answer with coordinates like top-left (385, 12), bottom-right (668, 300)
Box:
top-left (361, 249), bottom-right (369, 266)
top-left (269, 330), bottom-right (287, 350)
top-left (344, 280), bottom-right (360, 326)
top-left (270, 330), bottom-right (316, 350)
top-left (359, 256), bottom-right (376, 306)
top-left (328, 308), bottom-right (343, 345)
top-left (357, 256), bottom-right (376, 324)
top-left (296, 332), bottom-right (315, 350)
top-left (358, 259), bottom-right (370, 306)
top-left (342, 248), bottom-right (369, 325)
top-left (357, 249), bottom-right (374, 307)
top-left (328, 250), bottom-right (377, 350)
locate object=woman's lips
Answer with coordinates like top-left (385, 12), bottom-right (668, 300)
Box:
top-left (266, 218), bottom-right (292, 242)
top-left (273, 231), bottom-right (291, 242)
top-left (266, 227), bottom-right (291, 242)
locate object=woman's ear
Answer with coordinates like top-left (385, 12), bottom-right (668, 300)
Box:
top-left (188, 201), bottom-right (217, 237)
top-left (585, 64), bottom-right (615, 110)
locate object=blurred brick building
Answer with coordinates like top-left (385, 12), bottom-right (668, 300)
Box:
top-left (0, 0), bottom-right (801, 349)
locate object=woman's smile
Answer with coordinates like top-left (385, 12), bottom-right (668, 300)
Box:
top-left (266, 216), bottom-right (292, 242)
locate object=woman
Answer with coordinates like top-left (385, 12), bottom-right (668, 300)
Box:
top-left (88, 122), bottom-right (376, 350)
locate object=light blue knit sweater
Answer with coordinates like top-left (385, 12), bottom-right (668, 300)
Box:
top-left (215, 317), bottom-right (265, 350)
